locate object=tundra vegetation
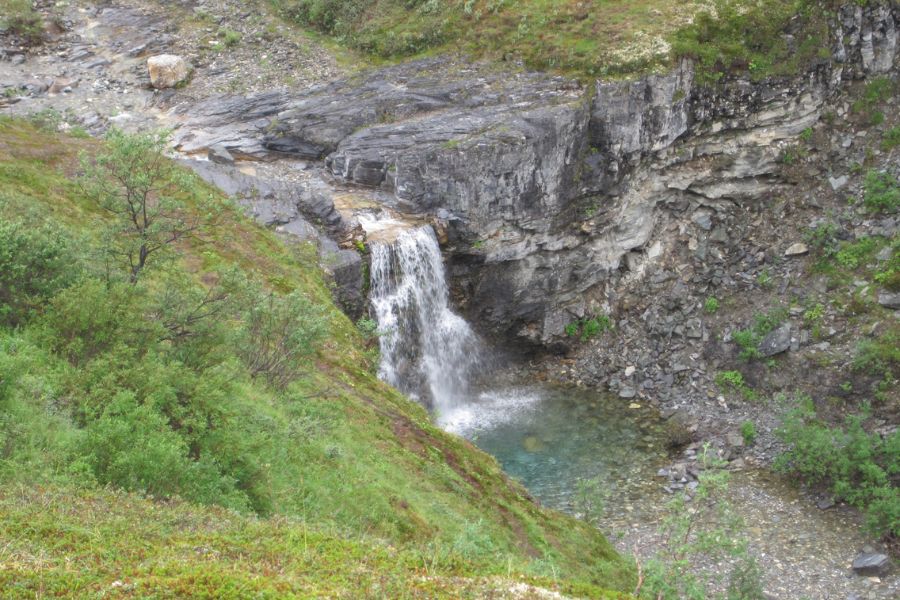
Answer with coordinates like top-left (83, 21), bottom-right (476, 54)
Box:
top-left (0, 118), bottom-right (631, 597)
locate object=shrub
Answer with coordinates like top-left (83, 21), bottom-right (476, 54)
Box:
top-left (639, 446), bottom-right (756, 599)
top-left (218, 28), bottom-right (242, 47)
top-left (670, 0), bottom-right (816, 83)
top-left (882, 126), bottom-right (900, 151)
top-left (573, 476), bottom-right (607, 527)
top-left (835, 236), bottom-right (879, 270)
top-left (853, 329), bottom-right (899, 378)
top-left (0, 220), bottom-right (79, 326)
top-left (565, 315), bottom-right (612, 342)
top-left (731, 307), bottom-right (789, 361)
top-left (716, 370), bottom-right (757, 400)
top-left (39, 279), bottom-right (157, 366)
top-left (237, 288), bottom-right (328, 389)
top-left (776, 407), bottom-right (900, 537)
top-left (1, 0), bottom-right (43, 45)
top-left (73, 390), bottom-right (251, 511)
top-left (862, 170), bottom-right (899, 214)
top-left (704, 297), bottom-right (719, 314)
top-left (740, 421), bottom-right (757, 446)
top-left (805, 221), bottom-right (840, 256)
top-left (803, 303), bottom-right (825, 338)
top-left (853, 77), bottom-right (894, 115)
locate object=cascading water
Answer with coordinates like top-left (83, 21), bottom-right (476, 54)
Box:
top-left (369, 226), bottom-right (482, 416)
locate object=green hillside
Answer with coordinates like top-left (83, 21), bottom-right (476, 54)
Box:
top-left (269, 0), bottom-right (836, 80)
top-left (0, 117), bottom-right (632, 598)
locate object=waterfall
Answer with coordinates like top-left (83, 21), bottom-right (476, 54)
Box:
top-left (369, 226), bottom-right (482, 415)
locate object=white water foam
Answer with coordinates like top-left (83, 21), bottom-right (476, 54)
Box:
top-left (438, 387), bottom-right (544, 436)
top-left (369, 226), bottom-right (483, 416)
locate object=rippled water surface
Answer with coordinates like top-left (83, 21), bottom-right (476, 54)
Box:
top-left (440, 385), bottom-right (669, 515)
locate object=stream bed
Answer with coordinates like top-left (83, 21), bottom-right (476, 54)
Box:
top-left (442, 385), bottom-right (899, 599)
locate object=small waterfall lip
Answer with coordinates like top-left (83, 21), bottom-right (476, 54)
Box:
top-left (368, 224), bottom-right (484, 416)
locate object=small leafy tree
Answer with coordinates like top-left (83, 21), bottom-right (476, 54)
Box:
top-left (78, 129), bottom-right (215, 283)
top-left (572, 476), bottom-right (607, 527)
top-left (638, 446), bottom-right (763, 599)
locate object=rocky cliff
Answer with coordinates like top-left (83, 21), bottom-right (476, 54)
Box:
top-left (169, 2), bottom-right (898, 349)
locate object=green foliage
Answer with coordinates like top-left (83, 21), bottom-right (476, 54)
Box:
top-left (731, 307), bottom-right (788, 361)
top-left (0, 486), bottom-right (626, 599)
top-left (704, 296), bottom-right (719, 314)
top-left (756, 269), bottom-right (773, 288)
top-left (236, 286), bottom-right (328, 389)
top-left (218, 27), bottom-right (242, 47)
top-left (726, 556), bottom-right (767, 600)
top-left (73, 390), bottom-right (251, 511)
top-left (803, 302), bottom-right (825, 338)
top-left (573, 476), bottom-right (607, 528)
top-left (26, 108), bottom-right (64, 132)
top-left (0, 118), bottom-right (632, 594)
top-left (853, 329), bottom-right (899, 379)
top-left (565, 315), bottom-right (612, 342)
top-left (671, 0), bottom-right (824, 83)
top-left (639, 446), bottom-right (757, 599)
top-left (862, 169), bottom-right (899, 214)
top-left (776, 405), bottom-right (900, 537)
top-left (805, 221), bottom-right (840, 255)
top-left (0, 219), bottom-right (79, 326)
top-left (356, 316), bottom-right (381, 369)
top-left (1, 0), bottom-right (43, 45)
top-left (740, 421), bottom-right (757, 446)
top-left (835, 236), bottom-right (879, 269)
top-left (852, 77), bottom-right (895, 121)
top-left (716, 370), bottom-right (757, 401)
top-left (78, 128), bottom-right (219, 283)
top-left (882, 126), bottom-right (900, 151)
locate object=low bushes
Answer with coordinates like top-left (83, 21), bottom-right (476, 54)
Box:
top-left (776, 403), bottom-right (900, 537)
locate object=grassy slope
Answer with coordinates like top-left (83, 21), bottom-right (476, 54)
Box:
top-left (269, 0), bottom-right (842, 80)
top-left (271, 0), bottom-right (705, 77)
top-left (0, 118), bottom-right (632, 597)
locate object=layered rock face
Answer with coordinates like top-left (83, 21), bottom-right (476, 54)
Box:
top-left (171, 2), bottom-right (898, 347)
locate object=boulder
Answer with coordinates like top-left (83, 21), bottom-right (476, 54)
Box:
top-left (147, 54), bottom-right (189, 89)
top-left (851, 552), bottom-right (890, 576)
top-left (758, 323), bottom-right (792, 357)
top-left (784, 242), bottom-right (809, 256)
top-left (877, 291), bottom-right (900, 309)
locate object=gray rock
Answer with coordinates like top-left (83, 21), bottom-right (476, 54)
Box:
top-left (784, 242), bottom-right (809, 256)
top-left (618, 386), bottom-right (637, 399)
top-left (147, 54), bottom-right (189, 89)
top-left (167, 2), bottom-right (900, 348)
top-left (726, 432), bottom-right (744, 448)
top-left (758, 323), bottom-right (793, 357)
top-left (816, 496), bottom-right (835, 510)
top-left (207, 144), bottom-right (234, 165)
top-left (851, 552), bottom-right (891, 576)
top-left (829, 175), bottom-right (849, 191)
top-left (877, 291), bottom-right (900, 309)
top-left (691, 210), bottom-right (713, 231)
